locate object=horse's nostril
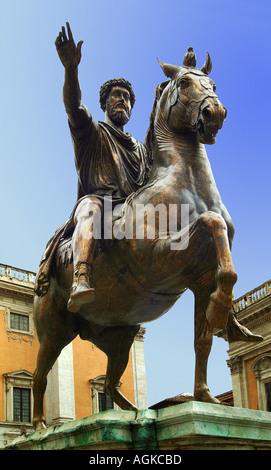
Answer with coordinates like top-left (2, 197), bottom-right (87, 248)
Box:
top-left (224, 107), bottom-right (227, 120)
top-left (202, 107), bottom-right (212, 120)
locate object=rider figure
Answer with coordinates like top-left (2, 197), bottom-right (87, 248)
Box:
top-left (55, 23), bottom-right (149, 313)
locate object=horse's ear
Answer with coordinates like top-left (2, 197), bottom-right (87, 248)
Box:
top-left (201, 52), bottom-right (212, 75)
top-left (157, 58), bottom-right (180, 79)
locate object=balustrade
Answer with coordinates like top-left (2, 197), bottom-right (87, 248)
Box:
top-left (0, 263), bottom-right (36, 285)
top-left (233, 280), bottom-right (271, 313)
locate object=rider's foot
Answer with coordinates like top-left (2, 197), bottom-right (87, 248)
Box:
top-left (67, 261), bottom-right (95, 313)
top-left (67, 281), bottom-right (95, 313)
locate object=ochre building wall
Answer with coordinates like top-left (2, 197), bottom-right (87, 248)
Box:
top-left (0, 306), bottom-right (39, 422)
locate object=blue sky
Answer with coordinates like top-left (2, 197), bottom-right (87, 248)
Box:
top-left (0, 0), bottom-right (270, 406)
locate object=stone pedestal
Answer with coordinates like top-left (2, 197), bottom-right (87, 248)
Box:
top-left (6, 402), bottom-right (271, 450)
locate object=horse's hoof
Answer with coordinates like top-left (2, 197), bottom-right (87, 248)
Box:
top-left (33, 419), bottom-right (47, 431)
top-left (36, 422), bottom-right (47, 431)
top-left (194, 388), bottom-right (221, 405)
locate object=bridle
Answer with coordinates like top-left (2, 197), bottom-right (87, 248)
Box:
top-left (164, 70), bottom-right (222, 133)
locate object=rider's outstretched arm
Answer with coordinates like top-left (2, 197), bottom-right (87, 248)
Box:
top-left (55, 22), bottom-right (91, 129)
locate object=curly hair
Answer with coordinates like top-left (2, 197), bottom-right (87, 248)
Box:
top-left (99, 78), bottom-right (136, 111)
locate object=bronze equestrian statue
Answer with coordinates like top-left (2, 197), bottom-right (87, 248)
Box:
top-left (33, 25), bottom-right (262, 430)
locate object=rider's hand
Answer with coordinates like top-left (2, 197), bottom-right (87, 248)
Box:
top-left (55, 22), bottom-right (83, 69)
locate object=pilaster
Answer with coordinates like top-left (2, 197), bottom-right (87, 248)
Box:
top-left (45, 343), bottom-right (75, 426)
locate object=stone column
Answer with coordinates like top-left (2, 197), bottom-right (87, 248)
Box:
top-left (45, 343), bottom-right (75, 426)
top-left (131, 327), bottom-right (148, 409)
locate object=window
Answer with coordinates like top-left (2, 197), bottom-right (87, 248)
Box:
top-left (10, 313), bottom-right (29, 332)
top-left (4, 370), bottom-right (33, 423)
top-left (13, 388), bottom-right (31, 423)
top-left (98, 392), bottom-right (113, 412)
top-left (90, 375), bottom-right (120, 414)
top-left (3, 305), bottom-right (34, 340)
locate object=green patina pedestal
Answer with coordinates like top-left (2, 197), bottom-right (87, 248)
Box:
top-left (6, 402), bottom-right (271, 450)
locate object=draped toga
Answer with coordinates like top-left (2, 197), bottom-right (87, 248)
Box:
top-left (35, 118), bottom-right (149, 296)
top-left (75, 120), bottom-right (147, 199)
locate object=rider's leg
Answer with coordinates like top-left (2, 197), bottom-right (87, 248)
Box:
top-left (67, 197), bottom-right (103, 313)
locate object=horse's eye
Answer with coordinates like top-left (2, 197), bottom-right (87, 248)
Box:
top-left (179, 78), bottom-right (190, 90)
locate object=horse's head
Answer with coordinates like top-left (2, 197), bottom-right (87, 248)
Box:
top-left (155, 48), bottom-right (227, 145)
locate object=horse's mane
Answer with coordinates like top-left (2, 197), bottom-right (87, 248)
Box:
top-left (144, 48), bottom-right (202, 172)
top-left (144, 80), bottom-right (169, 168)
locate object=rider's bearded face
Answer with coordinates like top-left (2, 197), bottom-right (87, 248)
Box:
top-left (105, 86), bottom-right (131, 126)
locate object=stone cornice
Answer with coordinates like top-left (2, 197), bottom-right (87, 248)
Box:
top-left (0, 281), bottom-right (34, 302)
top-left (236, 304), bottom-right (271, 330)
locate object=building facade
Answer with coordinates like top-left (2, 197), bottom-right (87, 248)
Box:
top-left (0, 263), bottom-right (147, 448)
top-left (227, 279), bottom-right (271, 411)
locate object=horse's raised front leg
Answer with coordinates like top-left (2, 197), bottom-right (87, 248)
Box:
top-left (163, 210), bottom-right (237, 330)
top-left (167, 211), bottom-right (261, 342)
top-left (168, 210), bottom-right (237, 330)
top-left (199, 211), bottom-right (237, 329)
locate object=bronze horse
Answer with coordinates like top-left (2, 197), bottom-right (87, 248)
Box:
top-left (33, 48), bottom-right (260, 430)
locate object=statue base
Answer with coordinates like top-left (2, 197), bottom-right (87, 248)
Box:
top-left (6, 401), bottom-right (271, 450)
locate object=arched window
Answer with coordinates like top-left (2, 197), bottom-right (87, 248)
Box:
top-left (251, 354), bottom-right (271, 411)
